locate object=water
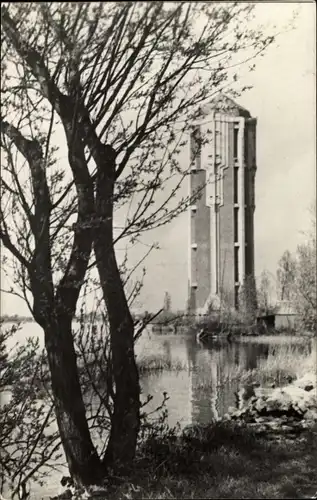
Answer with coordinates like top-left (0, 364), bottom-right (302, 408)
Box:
top-left (1, 321), bottom-right (313, 499)
top-left (138, 332), bottom-right (270, 427)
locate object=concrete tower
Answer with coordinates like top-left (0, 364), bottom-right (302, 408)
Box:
top-left (188, 95), bottom-right (257, 314)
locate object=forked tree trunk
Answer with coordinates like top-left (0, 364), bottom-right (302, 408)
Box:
top-left (94, 154), bottom-right (140, 469)
top-left (43, 311), bottom-right (104, 485)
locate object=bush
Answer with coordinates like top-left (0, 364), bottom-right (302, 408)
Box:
top-left (0, 321), bottom-right (61, 497)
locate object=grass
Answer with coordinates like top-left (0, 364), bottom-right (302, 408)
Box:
top-left (137, 353), bottom-right (188, 374)
top-left (253, 343), bottom-right (315, 383)
top-left (103, 421), bottom-right (317, 500)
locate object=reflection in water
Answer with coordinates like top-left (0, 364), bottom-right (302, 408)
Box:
top-left (140, 333), bottom-right (312, 429)
top-left (162, 339), bottom-right (172, 363)
top-left (188, 342), bottom-right (218, 424)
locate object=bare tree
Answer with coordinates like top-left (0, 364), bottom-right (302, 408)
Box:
top-left (257, 269), bottom-right (275, 315)
top-left (276, 250), bottom-right (296, 302)
top-left (1, 1), bottom-right (278, 487)
top-left (292, 206), bottom-right (316, 332)
top-left (276, 206), bottom-right (316, 332)
top-left (294, 239), bottom-right (316, 332)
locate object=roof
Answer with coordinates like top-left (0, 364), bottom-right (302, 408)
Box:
top-left (275, 312), bottom-right (298, 317)
top-left (201, 93), bottom-right (252, 118)
top-left (275, 301), bottom-right (297, 315)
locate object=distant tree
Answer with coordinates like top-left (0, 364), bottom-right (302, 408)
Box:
top-left (257, 270), bottom-right (275, 315)
top-left (277, 205), bottom-right (316, 332)
top-left (294, 240), bottom-right (316, 332)
top-left (276, 250), bottom-right (296, 301)
top-left (293, 206), bottom-right (316, 332)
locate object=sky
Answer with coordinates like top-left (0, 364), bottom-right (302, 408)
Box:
top-left (1, 2), bottom-right (316, 317)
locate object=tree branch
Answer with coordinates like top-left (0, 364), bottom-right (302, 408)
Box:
top-left (0, 228), bottom-right (30, 269)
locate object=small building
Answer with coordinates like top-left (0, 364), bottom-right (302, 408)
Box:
top-left (257, 301), bottom-right (299, 331)
top-left (257, 314), bottom-right (275, 330)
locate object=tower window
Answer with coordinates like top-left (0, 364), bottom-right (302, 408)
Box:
top-left (234, 208), bottom-right (239, 243)
top-left (244, 130), bottom-right (249, 164)
top-left (233, 128), bottom-right (239, 159)
top-left (244, 169), bottom-right (248, 205)
top-left (234, 246), bottom-right (239, 283)
top-left (234, 167), bottom-right (238, 204)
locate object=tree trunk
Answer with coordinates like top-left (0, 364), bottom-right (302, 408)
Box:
top-left (94, 151), bottom-right (140, 469)
top-left (44, 311), bottom-right (104, 485)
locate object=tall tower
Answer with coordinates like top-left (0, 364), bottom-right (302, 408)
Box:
top-left (188, 95), bottom-right (257, 314)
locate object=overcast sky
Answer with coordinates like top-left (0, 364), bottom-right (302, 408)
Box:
top-left (1, 2), bottom-right (316, 317)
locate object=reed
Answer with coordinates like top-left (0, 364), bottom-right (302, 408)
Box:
top-left (137, 354), bottom-right (188, 374)
top-left (254, 342), bottom-right (315, 383)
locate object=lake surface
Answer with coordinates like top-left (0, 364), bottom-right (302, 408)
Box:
top-left (1, 321), bottom-right (313, 499)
